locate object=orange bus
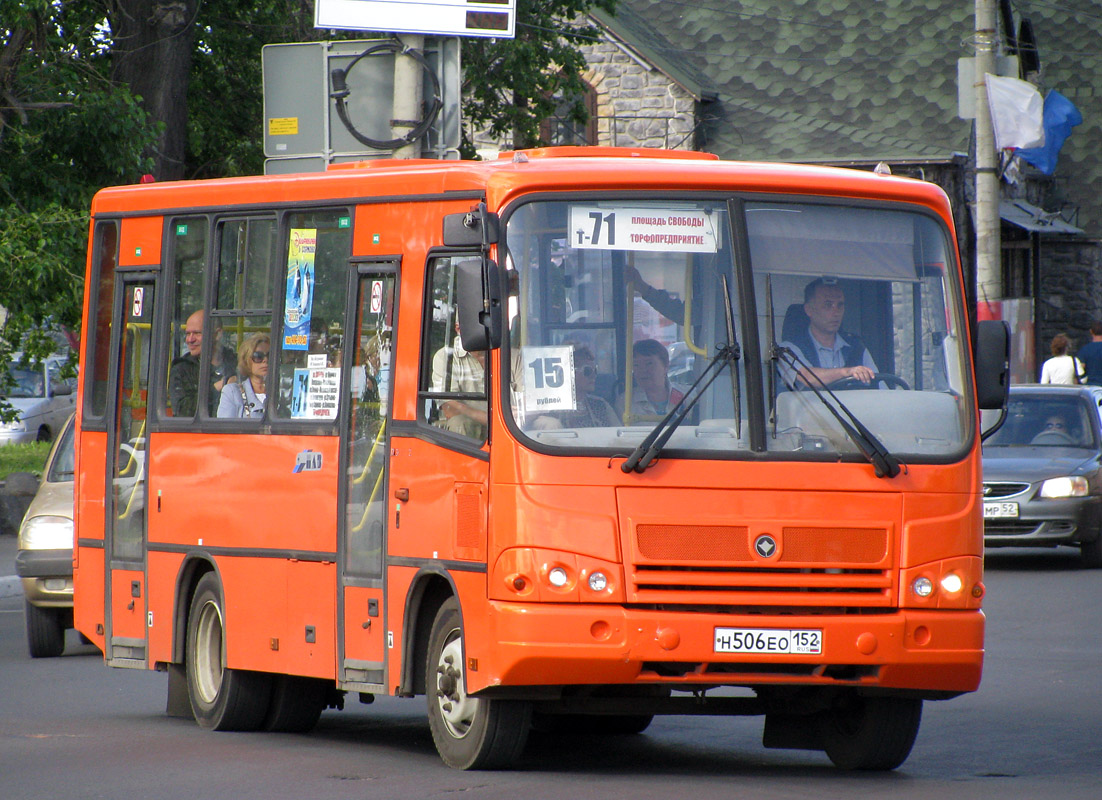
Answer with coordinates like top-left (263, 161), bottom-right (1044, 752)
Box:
top-left (73, 147), bottom-right (1008, 770)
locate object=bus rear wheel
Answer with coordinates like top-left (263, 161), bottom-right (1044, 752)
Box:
top-left (819, 694), bottom-right (922, 770)
top-left (426, 597), bottom-right (531, 769)
top-left (186, 573), bottom-right (271, 731)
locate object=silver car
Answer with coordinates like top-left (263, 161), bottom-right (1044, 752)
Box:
top-left (15, 413), bottom-right (76, 657)
top-left (1, 353), bottom-right (77, 444)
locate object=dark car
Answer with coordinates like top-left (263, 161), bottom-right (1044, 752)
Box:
top-left (982, 384), bottom-right (1102, 567)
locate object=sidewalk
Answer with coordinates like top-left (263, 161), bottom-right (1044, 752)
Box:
top-left (1, 533), bottom-right (20, 599)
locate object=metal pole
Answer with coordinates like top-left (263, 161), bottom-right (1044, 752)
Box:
top-left (975, 0), bottom-right (1002, 313)
top-left (392, 34), bottom-right (424, 159)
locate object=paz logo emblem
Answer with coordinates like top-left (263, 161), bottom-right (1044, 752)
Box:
top-left (983, 485), bottom-right (993, 496)
top-left (754, 534), bottom-right (778, 558)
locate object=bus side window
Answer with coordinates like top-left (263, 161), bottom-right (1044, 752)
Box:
top-left (272, 209), bottom-right (352, 421)
top-left (163, 217), bottom-right (208, 419)
top-left (209, 215), bottom-right (276, 422)
top-left (420, 256), bottom-right (488, 442)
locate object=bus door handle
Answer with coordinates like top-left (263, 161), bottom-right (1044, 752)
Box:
top-left (394, 488), bottom-right (409, 502)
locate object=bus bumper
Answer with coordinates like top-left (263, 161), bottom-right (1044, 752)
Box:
top-left (470, 602), bottom-right (983, 696)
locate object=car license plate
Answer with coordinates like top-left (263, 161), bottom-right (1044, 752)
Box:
top-left (983, 501), bottom-right (1019, 519)
top-left (714, 628), bottom-right (822, 655)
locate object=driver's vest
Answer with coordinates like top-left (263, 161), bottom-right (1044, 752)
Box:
top-left (786, 327), bottom-right (869, 369)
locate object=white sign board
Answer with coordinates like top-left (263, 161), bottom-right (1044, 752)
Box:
top-left (522, 346), bottom-right (576, 413)
top-left (568, 205), bottom-right (720, 253)
top-left (316, 0), bottom-right (515, 39)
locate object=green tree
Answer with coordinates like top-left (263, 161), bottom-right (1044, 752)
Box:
top-left (462, 0), bottom-right (616, 150)
top-left (0, 1), bottom-right (157, 401)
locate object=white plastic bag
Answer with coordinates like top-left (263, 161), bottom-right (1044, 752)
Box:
top-left (985, 74), bottom-right (1045, 150)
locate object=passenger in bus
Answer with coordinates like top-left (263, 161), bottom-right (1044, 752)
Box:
top-left (217, 333), bottom-right (269, 419)
top-left (529, 345), bottom-right (618, 430)
top-left (169, 310), bottom-right (236, 416)
top-left (431, 322), bottom-right (487, 438)
top-left (617, 338), bottom-right (688, 418)
top-left (624, 264), bottom-right (684, 323)
top-left (778, 277), bottom-right (878, 387)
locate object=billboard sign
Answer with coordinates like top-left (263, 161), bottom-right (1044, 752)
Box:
top-left (315, 0), bottom-right (515, 39)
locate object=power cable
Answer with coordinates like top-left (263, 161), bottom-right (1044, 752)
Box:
top-left (329, 39), bottom-right (442, 151)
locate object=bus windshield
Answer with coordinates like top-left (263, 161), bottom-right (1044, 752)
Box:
top-left (504, 196), bottom-right (971, 461)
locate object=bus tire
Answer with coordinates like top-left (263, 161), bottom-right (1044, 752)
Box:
top-left (264, 675), bottom-right (327, 732)
top-left (426, 597), bottom-right (531, 769)
top-left (186, 573), bottom-right (271, 731)
top-left (820, 694), bottom-right (922, 770)
top-left (26, 600), bottom-right (65, 658)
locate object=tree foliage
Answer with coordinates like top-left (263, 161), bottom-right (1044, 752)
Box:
top-left (0, 0), bottom-right (614, 395)
top-left (462, 0), bottom-right (615, 150)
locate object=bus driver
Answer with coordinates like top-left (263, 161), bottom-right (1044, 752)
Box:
top-left (779, 277), bottom-right (878, 388)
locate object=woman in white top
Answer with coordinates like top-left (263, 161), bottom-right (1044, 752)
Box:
top-left (218, 333), bottom-right (269, 418)
top-left (1039, 333), bottom-right (1086, 385)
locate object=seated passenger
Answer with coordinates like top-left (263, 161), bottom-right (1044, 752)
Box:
top-left (217, 333), bottom-right (269, 419)
top-left (617, 338), bottom-right (688, 419)
top-left (169, 310), bottom-right (236, 416)
top-left (529, 345), bottom-right (618, 430)
top-left (431, 322), bottom-right (488, 439)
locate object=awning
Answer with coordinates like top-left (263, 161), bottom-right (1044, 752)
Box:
top-left (1000, 199), bottom-right (1083, 234)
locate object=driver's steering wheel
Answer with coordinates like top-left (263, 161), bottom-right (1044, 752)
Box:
top-left (1030, 430), bottom-right (1075, 445)
top-left (823, 372), bottom-right (911, 391)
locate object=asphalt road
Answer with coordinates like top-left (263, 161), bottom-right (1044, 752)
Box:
top-left (1, 536), bottom-right (1099, 799)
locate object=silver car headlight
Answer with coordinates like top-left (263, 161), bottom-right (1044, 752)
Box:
top-left (1, 419), bottom-right (27, 431)
top-left (1039, 476), bottom-right (1089, 499)
top-left (19, 515), bottom-right (74, 549)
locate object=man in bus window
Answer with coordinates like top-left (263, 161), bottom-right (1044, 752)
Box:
top-left (779, 277), bottom-right (878, 388)
top-left (168, 309), bottom-right (236, 416)
top-left (430, 320), bottom-right (487, 439)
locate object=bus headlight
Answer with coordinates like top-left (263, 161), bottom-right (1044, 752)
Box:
top-left (940, 573), bottom-right (963, 594)
top-left (1040, 476), bottom-right (1088, 498)
top-left (588, 571), bottom-right (608, 592)
top-left (548, 566), bottom-right (569, 588)
top-left (912, 576), bottom-right (934, 598)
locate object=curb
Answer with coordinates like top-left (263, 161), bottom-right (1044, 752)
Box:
top-left (0, 575), bottom-right (21, 599)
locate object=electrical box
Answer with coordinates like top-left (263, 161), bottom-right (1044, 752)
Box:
top-left (262, 38), bottom-right (461, 173)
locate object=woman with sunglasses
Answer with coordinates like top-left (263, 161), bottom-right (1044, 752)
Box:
top-left (217, 332), bottom-right (270, 418)
top-left (529, 345), bottom-right (618, 430)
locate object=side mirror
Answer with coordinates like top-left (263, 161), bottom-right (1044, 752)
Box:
top-left (443, 209), bottom-right (499, 247)
top-left (975, 320), bottom-right (1010, 410)
top-left (457, 258), bottom-right (503, 351)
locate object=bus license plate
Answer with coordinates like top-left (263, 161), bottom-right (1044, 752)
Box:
top-left (714, 628), bottom-right (822, 655)
top-left (983, 502), bottom-right (1019, 519)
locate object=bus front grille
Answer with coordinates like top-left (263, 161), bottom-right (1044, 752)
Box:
top-left (630, 524), bottom-right (894, 606)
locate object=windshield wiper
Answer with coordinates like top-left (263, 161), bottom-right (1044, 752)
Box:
top-left (620, 342), bottom-right (739, 473)
top-left (772, 345), bottom-right (902, 479)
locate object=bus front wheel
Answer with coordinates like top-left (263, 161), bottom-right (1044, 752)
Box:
top-left (820, 694), bottom-right (922, 770)
top-left (185, 573), bottom-right (271, 731)
top-left (425, 597), bottom-right (531, 769)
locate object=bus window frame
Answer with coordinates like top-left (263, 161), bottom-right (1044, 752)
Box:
top-left (81, 219), bottom-right (121, 432)
top-left (496, 189), bottom-right (975, 464)
top-left (416, 247), bottom-right (492, 457)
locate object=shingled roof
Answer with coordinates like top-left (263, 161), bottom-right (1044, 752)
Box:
top-left (592, 0), bottom-right (1102, 236)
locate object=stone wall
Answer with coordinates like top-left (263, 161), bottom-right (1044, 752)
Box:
top-left (1036, 238), bottom-right (1102, 361)
top-left (577, 39), bottom-right (698, 150)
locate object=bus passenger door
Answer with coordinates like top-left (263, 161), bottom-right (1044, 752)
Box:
top-left (105, 277), bottom-right (156, 667)
top-left (338, 265), bottom-right (396, 688)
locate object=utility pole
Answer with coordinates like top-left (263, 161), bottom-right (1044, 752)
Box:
top-left (974, 0), bottom-right (1001, 315)
top-left (392, 34), bottom-right (425, 159)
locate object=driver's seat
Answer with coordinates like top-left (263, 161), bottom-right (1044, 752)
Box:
top-left (780, 303), bottom-right (809, 345)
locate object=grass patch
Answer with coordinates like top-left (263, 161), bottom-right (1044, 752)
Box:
top-left (0, 441), bottom-right (52, 479)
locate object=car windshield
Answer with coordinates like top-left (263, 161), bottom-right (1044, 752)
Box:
top-left (5, 367), bottom-right (45, 398)
top-left (984, 394), bottom-right (1097, 448)
top-left (48, 418), bottom-right (76, 482)
top-left (503, 197), bottom-right (972, 462)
